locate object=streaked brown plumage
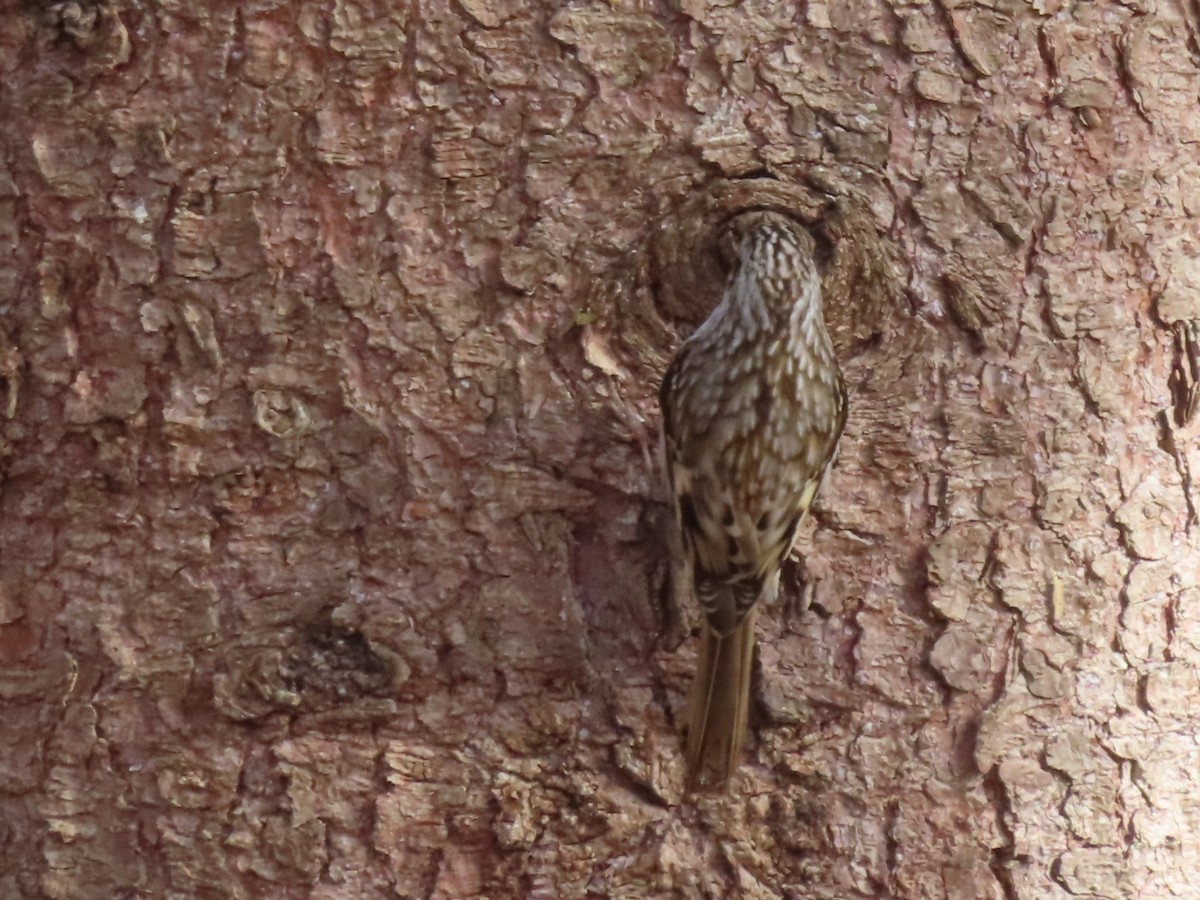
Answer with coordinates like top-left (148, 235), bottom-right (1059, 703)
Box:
top-left (659, 211), bottom-right (846, 791)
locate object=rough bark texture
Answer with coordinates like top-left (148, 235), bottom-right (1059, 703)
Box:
top-left (3, 1), bottom-right (1200, 897)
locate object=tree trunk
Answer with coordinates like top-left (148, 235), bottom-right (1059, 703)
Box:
top-left (3, 1), bottom-right (1199, 897)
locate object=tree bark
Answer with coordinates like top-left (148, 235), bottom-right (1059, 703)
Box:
top-left (3, 1), bottom-right (1199, 897)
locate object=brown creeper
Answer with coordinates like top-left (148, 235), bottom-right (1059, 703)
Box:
top-left (659, 210), bottom-right (847, 790)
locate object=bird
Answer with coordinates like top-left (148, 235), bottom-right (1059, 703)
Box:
top-left (659, 210), bottom-right (847, 790)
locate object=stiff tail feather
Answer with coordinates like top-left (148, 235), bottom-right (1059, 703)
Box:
top-left (685, 607), bottom-right (758, 791)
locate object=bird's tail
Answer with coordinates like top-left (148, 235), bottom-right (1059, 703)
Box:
top-left (685, 607), bottom-right (758, 791)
